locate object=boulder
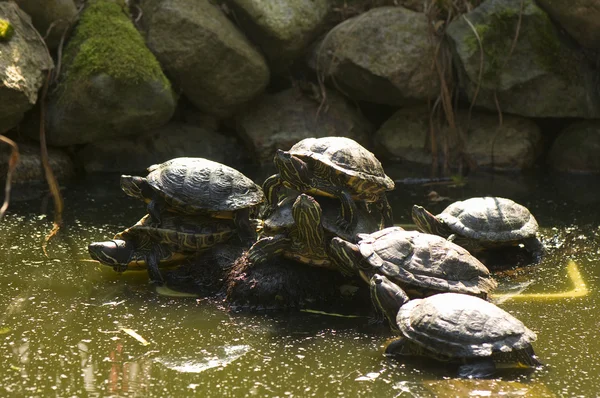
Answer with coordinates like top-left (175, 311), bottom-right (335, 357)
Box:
top-left (14, 0), bottom-right (78, 50)
top-left (224, 0), bottom-right (330, 71)
top-left (375, 106), bottom-right (542, 171)
top-left (447, 0), bottom-right (600, 118)
top-left (548, 121), bottom-right (600, 173)
top-left (235, 87), bottom-right (374, 165)
top-left (140, 0), bottom-right (269, 117)
top-left (0, 2), bottom-right (53, 133)
top-left (43, 0), bottom-right (176, 146)
top-left (0, 142), bottom-right (74, 184)
top-left (309, 6), bottom-right (440, 106)
top-left (78, 123), bottom-right (245, 173)
top-left (535, 0), bottom-right (600, 48)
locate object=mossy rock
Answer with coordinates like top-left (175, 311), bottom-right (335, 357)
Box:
top-left (44, 0), bottom-right (176, 146)
top-left (0, 18), bottom-right (14, 41)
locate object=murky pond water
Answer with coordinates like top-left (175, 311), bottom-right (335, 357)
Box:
top-left (1, 170), bottom-right (600, 397)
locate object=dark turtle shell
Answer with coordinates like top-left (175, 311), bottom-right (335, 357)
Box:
top-left (356, 227), bottom-right (497, 297)
top-left (397, 293), bottom-right (537, 359)
top-left (438, 197), bottom-right (538, 243)
top-left (289, 137), bottom-right (395, 197)
top-left (145, 157), bottom-right (264, 214)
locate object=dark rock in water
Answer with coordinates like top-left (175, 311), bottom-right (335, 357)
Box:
top-left (226, 253), bottom-right (369, 313)
top-left (0, 142), bottom-right (74, 185)
top-left (548, 121), bottom-right (600, 173)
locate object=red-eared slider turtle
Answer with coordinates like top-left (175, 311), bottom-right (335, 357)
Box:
top-left (120, 157), bottom-right (264, 245)
top-left (88, 213), bottom-right (235, 284)
top-left (329, 227), bottom-right (497, 299)
top-left (262, 137), bottom-right (395, 231)
top-left (412, 197), bottom-right (544, 261)
top-left (370, 274), bottom-right (541, 378)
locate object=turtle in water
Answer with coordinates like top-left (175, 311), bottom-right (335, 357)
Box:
top-left (371, 274), bottom-right (541, 378)
top-left (262, 137), bottom-right (395, 231)
top-left (88, 213), bottom-right (236, 284)
top-left (412, 197), bottom-right (545, 261)
top-left (120, 157), bottom-right (264, 246)
top-left (329, 227), bottom-right (497, 299)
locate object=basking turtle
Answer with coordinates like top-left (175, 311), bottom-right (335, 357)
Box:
top-left (88, 213), bottom-right (236, 284)
top-left (262, 137), bottom-right (395, 231)
top-left (371, 274), bottom-right (541, 378)
top-left (120, 157), bottom-right (264, 245)
top-left (412, 197), bottom-right (544, 261)
top-left (328, 227), bottom-right (497, 299)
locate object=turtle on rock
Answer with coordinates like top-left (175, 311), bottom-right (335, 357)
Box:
top-left (120, 157), bottom-right (264, 246)
top-left (371, 274), bottom-right (541, 378)
top-left (262, 137), bottom-right (395, 231)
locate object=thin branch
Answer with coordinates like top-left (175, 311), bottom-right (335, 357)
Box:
top-left (0, 135), bottom-right (19, 221)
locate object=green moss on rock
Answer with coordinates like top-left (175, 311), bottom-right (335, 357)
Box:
top-left (63, 0), bottom-right (169, 88)
top-left (0, 19), bottom-right (14, 41)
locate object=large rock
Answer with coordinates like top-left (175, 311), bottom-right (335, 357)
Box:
top-left (375, 106), bottom-right (542, 171)
top-left (235, 87), bottom-right (374, 165)
top-left (14, 0), bottom-right (78, 50)
top-left (78, 123), bottom-right (245, 173)
top-left (535, 0), bottom-right (600, 48)
top-left (0, 2), bottom-right (54, 133)
top-left (309, 6), bottom-right (440, 106)
top-left (44, 0), bottom-right (176, 146)
top-left (548, 121), bottom-right (600, 173)
top-left (224, 0), bottom-right (330, 71)
top-left (0, 142), bottom-right (74, 184)
top-left (140, 0), bottom-right (269, 117)
top-left (447, 0), bottom-right (600, 118)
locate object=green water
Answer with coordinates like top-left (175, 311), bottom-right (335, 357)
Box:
top-left (1, 171), bottom-right (600, 397)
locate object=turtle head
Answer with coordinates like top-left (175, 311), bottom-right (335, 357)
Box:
top-left (120, 175), bottom-right (153, 202)
top-left (273, 150), bottom-right (311, 191)
top-left (411, 205), bottom-right (450, 237)
top-left (329, 237), bottom-right (364, 278)
top-left (88, 240), bottom-right (135, 271)
top-left (292, 194), bottom-right (322, 227)
top-left (370, 274), bottom-right (409, 332)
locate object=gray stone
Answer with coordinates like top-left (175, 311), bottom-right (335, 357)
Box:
top-left (78, 123), bottom-right (244, 173)
top-left (548, 121), bottom-right (600, 173)
top-left (0, 142), bottom-right (74, 184)
top-left (14, 0), bottom-right (78, 50)
top-left (0, 2), bottom-right (53, 133)
top-left (140, 0), bottom-right (269, 117)
top-left (43, 0), bottom-right (176, 146)
top-left (309, 6), bottom-right (440, 106)
top-left (236, 87), bottom-right (374, 165)
top-left (375, 106), bottom-right (542, 171)
top-left (535, 0), bottom-right (600, 48)
top-left (447, 0), bottom-right (600, 118)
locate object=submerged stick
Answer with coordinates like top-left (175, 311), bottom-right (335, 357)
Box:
top-left (0, 135), bottom-right (19, 221)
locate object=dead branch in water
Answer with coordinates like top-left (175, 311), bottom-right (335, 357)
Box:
top-left (0, 135), bottom-right (19, 221)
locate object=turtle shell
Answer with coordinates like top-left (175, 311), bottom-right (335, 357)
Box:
top-left (397, 293), bottom-right (537, 359)
top-left (289, 137), bottom-right (395, 195)
top-left (115, 213), bottom-right (235, 252)
top-left (145, 157), bottom-right (264, 214)
top-left (438, 197), bottom-right (538, 243)
top-left (356, 227), bottom-right (497, 297)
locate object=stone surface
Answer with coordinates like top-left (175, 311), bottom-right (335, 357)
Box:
top-left (235, 87), bottom-right (374, 165)
top-left (44, 0), bottom-right (176, 146)
top-left (548, 121), bottom-right (600, 173)
top-left (78, 123), bottom-right (245, 173)
top-left (0, 142), bottom-right (74, 184)
top-left (447, 0), bottom-right (600, 118)
top-left (0, 2), bottom-right (54, 133)
top-left (14, 0), bottom-right (78, 50)
top-left (309, 6), bottom-right (440, 106)
top-left (535, 0), bottom-right (600, 48)
top-left (140, 0), bottom-right (269, 117)
top-left (375, 106), bottom-right (542, 171)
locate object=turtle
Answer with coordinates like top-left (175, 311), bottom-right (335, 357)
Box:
top-left (262, 137), bottom-right (395, 231)
top-left (120, 157), bottom-right (264, 246)
top-left (370, 274), bottom-right (541, 378)
top-left (412, 197), bottom-right (545, 261)
top-left (328, 227), bottom-right (497, 299)
top-left (88, 213), bottom-right (236, 284)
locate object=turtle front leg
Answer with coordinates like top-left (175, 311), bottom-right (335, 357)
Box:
top-left (247, 235), bottom-right (292, 265)
top-left (376, 194), bottom-right (394, 228)
top-left (335, 189), bottom-right (359, 231)
top-left (145, 248), bottom-right (165, 286)
top-left (262, 174), bottom-right (284, 207)
top-left (234, 208), bottom-right (257, 248)
top-left (147, 198), bottom-right (163, 225)
top-left (523, 237), bottom-right (546, 264)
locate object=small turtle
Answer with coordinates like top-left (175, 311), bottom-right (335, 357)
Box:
top-left (328, 227), bottom-right (497, 299)
top-left (371, 274), bottom-right (541, 378)
top-left (120, 157), bottom-right (264, 245)
top-left (88, 213), bottom-right (235, 284)
top-left (262, 137), bottom-right (395, 231)
top-left (412, 197), bottom-right (544, 261)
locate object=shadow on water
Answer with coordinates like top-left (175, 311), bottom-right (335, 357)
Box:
top-left (1, 170), bottom-right (600, 396)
